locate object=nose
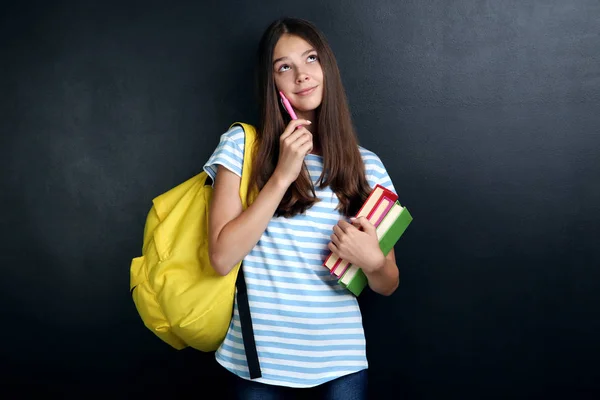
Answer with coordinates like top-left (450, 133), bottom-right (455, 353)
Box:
top-left (295, 70), bottom-right (310, 84)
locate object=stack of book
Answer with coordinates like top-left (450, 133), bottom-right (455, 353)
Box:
top-left (323, 184), bottom-right (413, 296)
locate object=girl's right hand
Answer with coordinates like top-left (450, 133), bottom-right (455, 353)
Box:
top-left (273, 119), bottom-right (313, 187)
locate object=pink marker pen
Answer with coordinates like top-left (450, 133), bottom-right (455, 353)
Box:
top-left (279, 90), bottom-right (311, 162)
top-left (279, 91), bottom-right (302, 128)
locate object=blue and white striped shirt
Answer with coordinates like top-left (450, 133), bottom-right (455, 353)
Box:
top-left (203, 125), bottom-right (396, 388)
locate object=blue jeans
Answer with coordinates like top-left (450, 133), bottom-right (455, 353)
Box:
top-left (231, 369), bottom-right (368, 400)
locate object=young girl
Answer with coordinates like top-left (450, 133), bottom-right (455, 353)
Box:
top-left (203, 17), bottom-right (399, 399)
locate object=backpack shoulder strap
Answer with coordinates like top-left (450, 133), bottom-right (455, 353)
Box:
top-left (229, 122), bottom-right (258, 209)
top-left (228, 122), bottom-right (262, 379)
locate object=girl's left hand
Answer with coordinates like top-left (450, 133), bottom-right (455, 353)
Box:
top-left (328, 217), bottom-right (386, 274)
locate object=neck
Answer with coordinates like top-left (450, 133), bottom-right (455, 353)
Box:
top-left (296, 109), bottom-right (316, 125)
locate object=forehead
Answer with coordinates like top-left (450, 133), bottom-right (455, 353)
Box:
top-left (273, 34), bottom-right (313, 60)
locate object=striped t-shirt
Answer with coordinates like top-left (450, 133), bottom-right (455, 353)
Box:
top-left (203, 125), bottom-right (396, 388)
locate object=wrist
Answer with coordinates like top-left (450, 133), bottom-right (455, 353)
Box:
top-left (369, 252), bottom-right (387, 273)
top-left (269, 171), bottom-right (292, 192)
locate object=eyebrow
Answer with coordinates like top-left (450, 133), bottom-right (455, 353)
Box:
top-left (273, 48), bottom-right (316, 65)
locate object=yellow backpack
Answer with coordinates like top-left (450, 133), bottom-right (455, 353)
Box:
top-left (129, 123), bottom-right (261, 373)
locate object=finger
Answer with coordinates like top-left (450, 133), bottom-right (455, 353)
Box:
top-left (280, 119), bottom-right (312, 141)
top-left (299, 140), bottom-right (313, 155)
top-left (295, 135), bottom-right (313, 153)
top-left (347, 218), bottom-right (365, 232)
top-left (289, 129), bottom-right (312, 147)
top-left (337, 220), bottom-right (353, 232)
top-left (330, 232), bottom-right (340, 247)
top-left (288, 125), bottom-right (311, 139)
top-left (283, 130), bottom-right (311, 152)
top-left (327, 241), bottom-right (338, 254)
top-left (332, 224), bottom-right (343, 237)
top-left (290, 118), bottom-right (312, 131)
top-left (332, 224), bottom-right (341, 236)
top-left (356, 216), bottom-right (375, 233)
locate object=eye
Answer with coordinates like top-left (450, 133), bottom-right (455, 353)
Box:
top-left (277, 64), bottom-right (291, 72)
top-left (307, 54), bottom-right (318, 63)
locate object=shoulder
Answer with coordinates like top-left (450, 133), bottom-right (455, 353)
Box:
top-left (202, 124), bottom-right (249, 179)
top-left (219, 124), bottom-right (246, 149)
top-left (359, 145), bottom-right (387, 171)
top-left (359, 145), bottom-right (396, 192)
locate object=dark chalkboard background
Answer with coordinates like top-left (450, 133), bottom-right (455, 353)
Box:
top-left (2, 0), bottom-right (599, 398)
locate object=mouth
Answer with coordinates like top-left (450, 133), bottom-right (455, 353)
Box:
top-left (295, 86), bottom-right (318, 96)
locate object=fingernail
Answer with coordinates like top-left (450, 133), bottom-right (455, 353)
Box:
top-left (306, 120), bottom-right (312, 124)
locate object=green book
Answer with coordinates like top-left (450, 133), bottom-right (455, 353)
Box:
top-left (339, 201), bottom-right (413, 296)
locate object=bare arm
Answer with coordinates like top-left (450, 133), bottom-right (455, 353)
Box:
top-left (208, 119), bottom-right (313, 276)
top-left (329, 218), bottom-right (400, 296)
top-left (364, 248), bottom-right (399, 296)
top-left (208, 165), bottom-right (289, 275)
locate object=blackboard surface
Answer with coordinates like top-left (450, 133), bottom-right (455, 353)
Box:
top-left (2, 1), bottom-right (599, 398)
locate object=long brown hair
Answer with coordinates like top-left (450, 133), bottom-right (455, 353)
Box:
top-left (251, 17), bottom-right (372, 218)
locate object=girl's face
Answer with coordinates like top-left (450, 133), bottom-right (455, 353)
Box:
top-left (272, 34), bottom-right (324, 119)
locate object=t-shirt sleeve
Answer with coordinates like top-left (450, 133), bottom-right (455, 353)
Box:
top-left (202, 125), bottom-right (246, 185)
top-left (362, 148), bottom-right (397, 195)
